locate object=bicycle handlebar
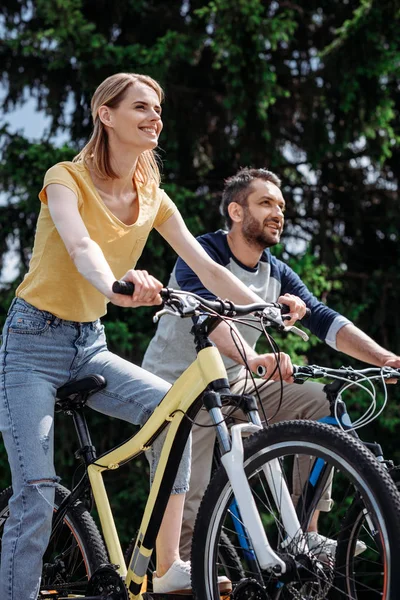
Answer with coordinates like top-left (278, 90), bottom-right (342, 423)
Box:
top-left (112, 280), bottom-right (311, 319)
top-left (292, 364), bottom-right (400, 380)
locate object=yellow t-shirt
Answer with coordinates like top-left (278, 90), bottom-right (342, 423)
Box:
top-left (16, 161), bottom-right (177, 321)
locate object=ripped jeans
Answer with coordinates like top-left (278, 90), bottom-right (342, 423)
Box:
top-left (0, 298), bottom-right (191, 600)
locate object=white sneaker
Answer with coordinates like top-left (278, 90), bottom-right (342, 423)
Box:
top-left (152, 559), bottom-right (232, 595)
top-left (306, 531), bottom-right (367, 557)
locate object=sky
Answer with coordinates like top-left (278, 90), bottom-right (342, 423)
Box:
top-left (2, 97), bottom-right (53, 139)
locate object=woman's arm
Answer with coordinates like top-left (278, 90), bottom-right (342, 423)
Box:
top-left (157, 212), bottom-right (306, 321)
top-left (46, 184), bottom-right (162, 307)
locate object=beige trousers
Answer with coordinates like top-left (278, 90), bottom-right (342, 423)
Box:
top-left (180, 374), bottom-right (331, 560)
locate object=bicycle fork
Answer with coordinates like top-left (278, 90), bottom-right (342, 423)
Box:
top-left (206, 391), bottom-right (307, 574)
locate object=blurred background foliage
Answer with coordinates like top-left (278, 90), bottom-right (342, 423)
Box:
top-left (1, 0), bottom-right (400, 547)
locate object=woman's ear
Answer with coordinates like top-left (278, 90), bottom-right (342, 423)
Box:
top-left (98, 105), bottom-right (113, 128)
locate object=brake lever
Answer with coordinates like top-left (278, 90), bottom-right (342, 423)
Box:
top-left (283, 325), bottom-right (309, 342)
top-left (262, 307), bottom-right (309, 342)
top-left (153, 307), bottom-right (181, 323)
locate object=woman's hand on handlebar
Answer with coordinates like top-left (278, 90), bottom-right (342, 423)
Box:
top-left (248, 352), bottom-right (294, 383)
top-left (111, 270), bottom-right (163, 308)
top-left (278, 293), bottom-right (307, 326)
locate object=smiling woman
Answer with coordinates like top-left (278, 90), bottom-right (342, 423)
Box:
top-left (0, 72), bottom-right (282, 599)
top-left (74, 73), bottom-right (163, 183)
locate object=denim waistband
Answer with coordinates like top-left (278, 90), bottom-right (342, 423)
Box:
top-left (9, 297), bottom-right (100, 329)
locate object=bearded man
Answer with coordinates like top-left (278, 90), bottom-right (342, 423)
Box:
top-left (143, 167), bottom-right (400, 559)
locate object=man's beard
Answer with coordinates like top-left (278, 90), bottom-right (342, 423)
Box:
top-left (242, 208), bottom-right (280, 250)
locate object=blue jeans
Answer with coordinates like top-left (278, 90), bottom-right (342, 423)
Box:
top-left (0, 298), bottom-right (190, 600)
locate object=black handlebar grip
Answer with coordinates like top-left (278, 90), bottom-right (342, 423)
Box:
top-left (112, 280), bottom-right (135, 295)
top-left (256, 365), bottom-right (267, 377)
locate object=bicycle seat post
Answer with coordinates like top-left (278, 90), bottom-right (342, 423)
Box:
top-left (70, 398), bottom-right (97, 465)
top-left (56, 375), bottom-right (106, 466)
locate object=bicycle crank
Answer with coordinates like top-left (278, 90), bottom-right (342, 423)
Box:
top-left (85, 564), bottom-right (129, 600)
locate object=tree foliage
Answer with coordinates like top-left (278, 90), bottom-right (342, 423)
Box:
top-left (1, 0), bottom-right (400, 543)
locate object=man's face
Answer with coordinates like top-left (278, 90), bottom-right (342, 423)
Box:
top-left (241, 179), bottom-right (285, 249)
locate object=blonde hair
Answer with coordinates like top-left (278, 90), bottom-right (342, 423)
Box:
top-left (73, 73), bottom-right (164, 186)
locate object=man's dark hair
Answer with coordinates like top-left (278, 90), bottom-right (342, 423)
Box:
top-left (219, 167), bottom-right (281, 229)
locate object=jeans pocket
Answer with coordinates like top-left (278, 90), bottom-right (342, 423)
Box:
top-left (8, 311), bottom-right (53, 335)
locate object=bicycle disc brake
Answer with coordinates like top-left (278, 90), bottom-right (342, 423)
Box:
top-left (286, 553), bottom-right (335, 600)
top-left (86, 564), bottom-right (129, 600)
top-left (232, 578), bottom-right (271, 600)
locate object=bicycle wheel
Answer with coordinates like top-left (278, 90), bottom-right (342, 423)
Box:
top-left (0, 484), bottom-right (108, 596)
top-left (335, 465), bottom-right (400, 599)
top-left (191, 420), bottom-right (400, 600)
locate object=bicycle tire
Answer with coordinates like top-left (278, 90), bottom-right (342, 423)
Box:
top-left (0, 484), bottom-right (108, 596)
top-left (335, 465), bottom-right (400, 599)
top-left (218, 529), bottom-right (246, 583)
top-left (191, 420), bottom-right (400, 600)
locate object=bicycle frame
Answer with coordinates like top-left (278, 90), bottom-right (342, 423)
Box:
top-left (87, 345), bottom-right (226, 597)
top-left (85, 341), bottom-right (303, 598)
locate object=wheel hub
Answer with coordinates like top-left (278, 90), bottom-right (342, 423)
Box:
top-left (42, 557), bottom-right (67, 582)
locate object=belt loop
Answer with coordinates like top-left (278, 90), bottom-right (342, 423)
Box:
top-left (7, 297), bottom-right (18, 315)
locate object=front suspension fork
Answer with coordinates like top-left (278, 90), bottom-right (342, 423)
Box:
top-left (206, 392), bottom-right (306, 572)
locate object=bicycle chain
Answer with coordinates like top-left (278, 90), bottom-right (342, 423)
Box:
top-left (39, 582), bottom-right (87, 596)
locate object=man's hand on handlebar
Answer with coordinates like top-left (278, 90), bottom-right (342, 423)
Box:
top-left (278, 293), bottom-right (307, 326)
top-left (248, 353), bottom-right (294, 383)
top-left (382, 356), bottom-right (400, 384)
top-left (111, 270), bottom-right (163, 308)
